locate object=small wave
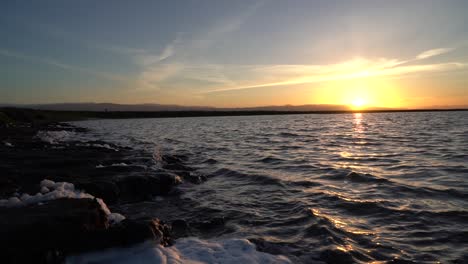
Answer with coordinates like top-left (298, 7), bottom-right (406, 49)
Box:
top-left (287, 180), bottom-right (321, 188)
top-left (202, 158), bottom-right (218, 164)
top-left (3, 141), bottom-right (13, 147)
top-left (257, 156), bottom-right (285, 164)
top-left (213, 168), bottom-right (284, 187)
top-left (76, 142), bottom-right (120, 151)
top-left (278, 132), bottom-right (300, 137)
top-left (326, 171), bottom-right (389, 184)
top-left (345, 172), bottom-right (389, 183)
top-left (96, 163), bottom-right (129, 168)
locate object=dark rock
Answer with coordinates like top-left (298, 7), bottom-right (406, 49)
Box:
top-left (0, 198), bottom-right (173, 263)
top-left (171, 219), bottom-right (190, 238)
top-left (0, 198), bottom-right (108, 263)
top-left (89, 218), bottom-right (172, 249)
top-left (76, 180), bottom-right (120, 204)
top-left (117, 173), bottom-right (181, 201)
top-left (169, 170), bottom-right (207, 184)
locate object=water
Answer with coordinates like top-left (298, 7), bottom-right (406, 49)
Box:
top-left (74, 112), bottom-right (468, 263)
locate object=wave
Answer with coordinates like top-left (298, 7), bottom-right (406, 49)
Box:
top-left (36, 130), bottom-right (75, 144)
top-left (213, 168), bottom-right (284, 187)
top-left (326, 171), bottom-right (389, 184)
top-left (257, 156), bottom-right (286, 164)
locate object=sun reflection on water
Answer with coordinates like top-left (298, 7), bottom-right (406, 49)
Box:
top-left (353, 113), bottom-right (364, 133)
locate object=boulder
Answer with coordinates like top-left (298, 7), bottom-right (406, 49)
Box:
top-left (88, 218), bottom-right (172, 249)
top-left (117, 173), bottom-right (181, 201)
top-left (75, 180), bottom-right (120, 204)
top-left (0, 198), bottom-right (172, 263)
top-left (171, 219), bottom-right (190, 238)
top-left (0, 198), bottom-right (108, 263)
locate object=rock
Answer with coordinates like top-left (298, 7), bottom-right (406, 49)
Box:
top-left (117, 173), bottom-right (181, 201)
top-left (171, 219), bottom-right (190, 238)
top-left (76, 180), bottom-right (120, 204)
top-left (168, 170), bottom-right (207, 184)
top-left (0, 198), bottom-right (108, 263)
top-left (90, 218), bottom-right (172, 249)
top-left (0, 198), bottom-right (173, 263)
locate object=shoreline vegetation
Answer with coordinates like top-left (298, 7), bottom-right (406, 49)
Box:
top-left (1, 107), bottom-right (467, 126)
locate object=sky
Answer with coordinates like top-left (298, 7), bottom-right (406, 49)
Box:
top-left (1, 0), bottom-right (468, 108)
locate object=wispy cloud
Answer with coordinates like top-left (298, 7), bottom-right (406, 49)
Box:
top-left (134, 37), bottom-right (180, 66)
top-left (137, 63), bottom-right (183, 90)
top-left (0, 48), bottom-right (125, 81)
top-left (416, 48), bottom-right (453, 59)
top-left (191, 57), bottom-right (465, 94)
top-left (134, 1), bottom-right (265, 91)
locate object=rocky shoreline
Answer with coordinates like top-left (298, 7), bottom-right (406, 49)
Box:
top-left (0, 121), bottom-right (210, 263)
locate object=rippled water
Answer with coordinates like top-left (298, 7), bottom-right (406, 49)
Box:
top-left (75, 112), bottom-right (468, 263)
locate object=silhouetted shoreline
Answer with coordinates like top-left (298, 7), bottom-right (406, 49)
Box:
top-left (1, 107), bottom-right (467, 125)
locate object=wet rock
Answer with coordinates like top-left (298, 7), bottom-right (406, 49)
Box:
top-left (93, 218), bottom-right (172, 248)
top-left (171, 219), bottom-right (190, 238)
top-left (0, 198), bottom-right (108, 263)
top-left (171, 170), bottom-right (207, 184)
top-left (0, 198), bottom-right (173, 263)
top-left (117, 173), bottom-right (181, 201)
top-left (76, 180), bottom-right (120, 204)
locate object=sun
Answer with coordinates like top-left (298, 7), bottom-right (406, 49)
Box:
top-left (351, 97), bottom-right (366, 109)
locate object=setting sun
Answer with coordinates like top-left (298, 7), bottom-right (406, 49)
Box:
top-left (351, 97), bottom-right (366, 109)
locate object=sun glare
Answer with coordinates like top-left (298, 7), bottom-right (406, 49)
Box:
top-left (351, 97), bottom-right (366, 109)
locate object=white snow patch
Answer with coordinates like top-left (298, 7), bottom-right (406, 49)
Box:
top-left (66, 238), bottom-right (292, 264)
top-left (0, 179), bottom-right (125, 225)
top-left (36, 130), bottom-right (75, 144)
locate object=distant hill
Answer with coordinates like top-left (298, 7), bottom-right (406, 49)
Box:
top-left (4, 103), bottom-right (354, 112)
top-left (2, 103), bottom-right (465, 113)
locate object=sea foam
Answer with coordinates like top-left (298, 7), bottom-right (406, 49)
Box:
top-left (66, 237), bottom-right (292, 264)
top-left (36, 130), bottom-right (75, 144)
top-left (0, 179), bottom-right (125, 225)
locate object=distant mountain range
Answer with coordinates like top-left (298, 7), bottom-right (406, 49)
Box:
top-left (2, 103), bottom-right (355, 112)
top-left (1, 103), bottom-right (466, 112)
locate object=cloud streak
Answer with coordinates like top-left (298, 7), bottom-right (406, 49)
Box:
top-left (416, 48), bottom-right (453, 59)
top-left (199, 59), bottom-right (465, 94)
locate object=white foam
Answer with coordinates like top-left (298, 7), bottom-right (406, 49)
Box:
top-left (0, 179), bottom-right (125, 225)
top-left (36, 130), bottom-right (75, 144)
top-left (96, 163), bottom-right (128, 168)
top-left (77, 143), bottom-right (119, 151)
top-left (66, 237), bottom-right (292, 264)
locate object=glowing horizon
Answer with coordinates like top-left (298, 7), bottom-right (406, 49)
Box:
top-left (1, 1), bottom-right (467, 108)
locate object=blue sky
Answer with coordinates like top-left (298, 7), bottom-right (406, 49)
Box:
top-left (1, 0), bottom-right (468, 107)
